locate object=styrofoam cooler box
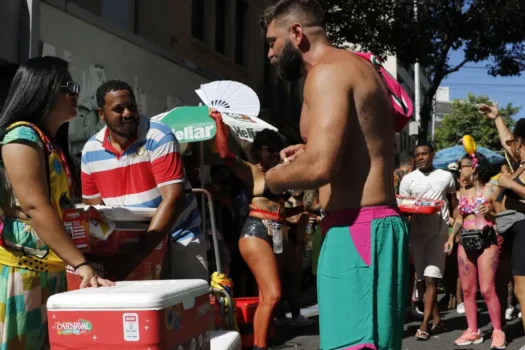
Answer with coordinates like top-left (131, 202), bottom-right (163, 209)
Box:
top-left (210, 331), bottom-right (241, 350)
top-left (47, 280), bottom-right (213, 349)
top-left (64, 206), bottom-right (167, 291)
top-left (63, 205), bottom-right (157, 255)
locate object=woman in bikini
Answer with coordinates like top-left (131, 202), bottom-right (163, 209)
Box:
top-left (445, 153), bottom-right (506, 348)
top-left (208, 109), bottom-right (304, 350)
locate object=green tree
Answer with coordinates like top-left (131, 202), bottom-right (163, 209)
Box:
top-left (434, 94), bottom-right (519, 151)
top-left (321, 0), bottom-right (525, 141)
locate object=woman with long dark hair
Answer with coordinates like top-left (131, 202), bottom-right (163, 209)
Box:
top-left (209, 109), bottom-right (304, 349)
top-left (445, 152), bottom-right (505, 348)
top-left (0, 56), bottom-right (113, 349)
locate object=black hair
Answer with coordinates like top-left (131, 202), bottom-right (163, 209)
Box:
top-left (514, 118), bottom-right (525, 140)
top-left (414, 141), bottom-right (434, 154)
top-left (399, 151), bottom-right (414, 165)
top-left (260, 0), bottom-right (325, 34)
top-left (0, 56), bottom-right (69, 132)
top-left (462, 152), bottom-right (495, 184)
top-left (0, 57), bottom-right (78, 195)
top-left (96, 79), bottom-right (135, 109)
top-left (250, 129), bottom-right (288, 162)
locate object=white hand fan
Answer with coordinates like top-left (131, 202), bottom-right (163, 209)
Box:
top-left (195, 81), bottom-right (260, 117)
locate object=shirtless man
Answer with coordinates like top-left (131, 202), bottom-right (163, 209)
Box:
top-left (260, 1), bottom-right (409, 349)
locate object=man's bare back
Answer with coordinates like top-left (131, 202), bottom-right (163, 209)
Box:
top-left (298, 48), bottom-right (396, 212)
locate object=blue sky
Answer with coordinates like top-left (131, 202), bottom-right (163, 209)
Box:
top-left (442, 50), bottom-right (525, 119)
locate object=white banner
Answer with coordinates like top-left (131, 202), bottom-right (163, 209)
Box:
top-left (221, 112), bottom-right (278, 143)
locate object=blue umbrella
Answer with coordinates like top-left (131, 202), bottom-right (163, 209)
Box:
top-left (433, 145), bottom-right (505, 169)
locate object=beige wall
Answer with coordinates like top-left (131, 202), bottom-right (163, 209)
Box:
top-left (41, 0), bottom-right (302, 139)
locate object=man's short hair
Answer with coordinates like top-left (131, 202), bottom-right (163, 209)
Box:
top-left (259, 0), bottom-right (325, 34)
top-left (96, 80), bottom-right (135, 108)
top-left (414, 141), bottom-right (434, 154)
top-left (399, 152), bottom-right (414, 165)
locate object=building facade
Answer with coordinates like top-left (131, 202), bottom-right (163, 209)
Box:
top-left (382, 56), bottom-right (431, 154)
top-left (1, 0), bottom-right (302, 167)
top-left (433, 86), bottom-right (453, 139)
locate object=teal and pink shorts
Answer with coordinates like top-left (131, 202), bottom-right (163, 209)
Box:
top-left (318, 206), bottom-right (409, 350)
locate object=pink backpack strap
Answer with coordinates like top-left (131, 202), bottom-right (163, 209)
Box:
top-left (353, 52), bottom-right (414, 132)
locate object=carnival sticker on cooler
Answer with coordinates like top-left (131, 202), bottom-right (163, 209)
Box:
top-left (53, 318), bottom-right (93, 336)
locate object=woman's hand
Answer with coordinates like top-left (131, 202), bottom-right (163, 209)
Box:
top-left (208, 108), bottom-right (223, 122)
top-left (2, 206), bottom-right (28, 220)
top-left (76, 264), bottom-right (115, 288)
top-left (477, 202), bottom-right (492, 216)
top-left (444, 238), bottom-right (454, 255)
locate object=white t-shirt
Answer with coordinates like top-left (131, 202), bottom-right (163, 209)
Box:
top-left (399, 168), bottom-right (456, 224)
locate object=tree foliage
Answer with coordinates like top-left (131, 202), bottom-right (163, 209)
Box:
top-left (434, 94), bottom-right (519, 151)
top-left (321, 0), bottom-right (525, 141)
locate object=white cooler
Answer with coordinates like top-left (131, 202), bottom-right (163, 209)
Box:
top-left (209, 331), bottom-right (241, 350)
top-left (47, 280), bottom-right (212, 349)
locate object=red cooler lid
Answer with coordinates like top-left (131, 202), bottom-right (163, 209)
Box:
top-left (47, 280), bottom-right (209, 310)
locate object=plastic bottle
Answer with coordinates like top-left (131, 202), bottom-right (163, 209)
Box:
top-left (272, 223), bottom-right (283, 254)
top-left (305, 222), bottom-right (312, 236)
top-left (474, 197), bottom-right (486, 229)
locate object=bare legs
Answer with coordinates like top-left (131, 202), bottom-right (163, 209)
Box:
top-left (420, 277), bottom-right (440, 332)
top-left (239, 237), bottom-right (281, 348)
top-left (458, 244), bottom-right (502, 331)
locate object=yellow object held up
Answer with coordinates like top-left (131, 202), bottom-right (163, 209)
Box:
top-left (462, 135), bottom-right (477, 154)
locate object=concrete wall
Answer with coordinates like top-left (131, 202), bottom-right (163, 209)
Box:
top-left (40, 2), bottom-right (212, 166)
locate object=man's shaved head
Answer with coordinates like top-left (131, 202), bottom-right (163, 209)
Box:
top-left (259, 0), bottom-right (326, 35)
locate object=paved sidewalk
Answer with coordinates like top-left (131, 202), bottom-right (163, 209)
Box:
top-left (273, 303), bottom-right (525, 350)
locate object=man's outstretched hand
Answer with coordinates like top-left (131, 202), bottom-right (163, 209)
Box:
top-left (280, 144), bottom-right (305, 163)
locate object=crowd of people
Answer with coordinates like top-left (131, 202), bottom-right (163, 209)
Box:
top-left (394, 106), bottom-right (525, 349)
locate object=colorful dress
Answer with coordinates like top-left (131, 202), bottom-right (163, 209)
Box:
top-left (0, 123), bottom-right (74, 350)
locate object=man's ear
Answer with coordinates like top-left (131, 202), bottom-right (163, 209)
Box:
top-left (290, 23), bottom-right (304, 45)
top-left (98, 107), bottom-right (104, 122)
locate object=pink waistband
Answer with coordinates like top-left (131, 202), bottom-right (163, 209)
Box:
top-left (463, 219), bottom-right (494, 228)
top-left (320, 205), bottom-right (401, 234)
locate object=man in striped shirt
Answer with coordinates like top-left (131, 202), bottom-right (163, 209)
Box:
top-left (81, 80), bottom-right (208, 280)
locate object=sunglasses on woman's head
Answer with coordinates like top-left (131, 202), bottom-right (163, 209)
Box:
top-left (59, 81), bottom-right (80, 95)
top-left (261, 146), bottom-right (278, 154)
top-left (505, 139), bottom-right (520, 147)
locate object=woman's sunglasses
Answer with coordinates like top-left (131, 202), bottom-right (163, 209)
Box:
top-left (59, 81), bottom-right (80, 95)
top-left (261, 146), bottom-right (278, 154)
